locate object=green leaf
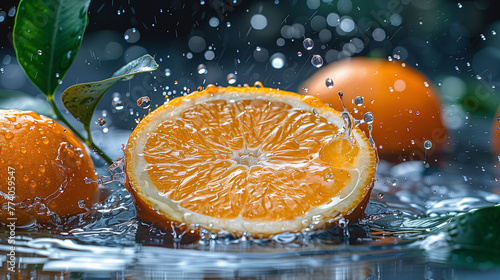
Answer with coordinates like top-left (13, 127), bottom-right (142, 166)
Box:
top-left (0, 90), bottom-right (54, 118)
top-left (445, 206), bottom-right (500, 268)
top-left (61, 54), bottom-right (158, 134)
top-left (13, 0), bottom-right (90, 97)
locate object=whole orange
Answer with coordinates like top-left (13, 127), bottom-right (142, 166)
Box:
top-left (0, 110), bottom-right (98, 227)
top-left (299, 57), bottom-right (449, 162)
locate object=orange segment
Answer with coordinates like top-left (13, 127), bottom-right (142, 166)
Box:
top-left (125, 86), bottom-right (377, 236)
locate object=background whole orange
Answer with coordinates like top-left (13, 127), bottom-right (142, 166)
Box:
top-left (0, 110), bottom-right (98, 227)
top-left (300, 57), bottom-right (450, 163)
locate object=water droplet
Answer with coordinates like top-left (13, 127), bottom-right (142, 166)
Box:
top-left (311, 55), bottom-right (323, 68)
top-left (363, 112), bottom-right (374, 124)
top-left (424, 140), bottom-right (432, 150)
top-left (197, 64), bottom-right (208, 75)
top-left (37, 50), bottom-right (42, 55)
top-left (480, 34), bottom-right (486, 40)
top-left (112, 93), bottom-right (124, 110)
top-left (354, 96), bottom-right (364, 106)
top-left (5, 131), bottom-right (14, 140)
top-left (492, 30), bottom-right (497, 36)
top-left (97, 118), bottom-right (106, 126)
top-left (226, 22), bottom-right (231, 27)
top-left (256, 46), bottom-right (261, 52)
top-left (325, 78), bottom-right (334, 89)
top-left (254, 81), bottom-right (263, 88)
top-left (377, 192), bottom-right (384, 199)
top-left (41, 137), bottom-right (49, 144)
top-left (424, 81), bottom-right (429, 87)
top-left (137, 96), bottom-right (151, 109)
top-left (227, 73), bottom-right (237, 85)
top-left (457, 3), bottom-right (462, 8)
top-left (164, 68), bottom-right (171, 76)
top-left (39, 165), bottom-right (46, 173)
top-left (78, 200), bottom-right (86, 208)
top-left (75, 148), bottom-right (84, 158)
top-left (30, 181), bottom-right (36, 188)
top-left (297, 51), bottom-right (302, 57)
top-left (303, 38), bottom-right (314, 50)
top-left (20, 147), bottom-right (26, 154)
top-left (60, 50), bottom-right (73, 69)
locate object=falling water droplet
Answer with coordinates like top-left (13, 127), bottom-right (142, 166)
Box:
top-left (424, 140), bottom-right (432, 150)
top-left (112, 93), bottom-right (124, 110)
top-left (227, 73), bottom-right (237, 85)
top-left (354, 96), bottom-right (364, 106)
top-left (78, 200), bottom-right (86, 208)
top-left (311, 55), bottom-right (323, 68)
top-left (303, 38), bottom-right (314, 50)
top-left (37, 50), bottom-right (42, 55)
top-left (325, 78), bottom-right (334, 89)
top-left (96, 118), bottom-right (106, 126)
top-left (297, 51), bottom-right (302, 57)
top-left (363, 112), bottom-right (374, 124)
top-left (197, 64), bottom-right (208, 75)
top-left (164, 68), bottom-right (171, 77)
top-left (137, 96), bottom-right (151, 109)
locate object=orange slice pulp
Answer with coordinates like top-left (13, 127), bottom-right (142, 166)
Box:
top-left (125, 86), bottom-right (377, 236)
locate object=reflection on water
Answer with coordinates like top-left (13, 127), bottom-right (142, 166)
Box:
top-left (1, 140), bottom-right (500, 278)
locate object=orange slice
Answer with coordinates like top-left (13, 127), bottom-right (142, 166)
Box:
top-left (125, 86), bottom-right (377, 236)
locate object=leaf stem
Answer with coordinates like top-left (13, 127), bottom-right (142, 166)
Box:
top-left (48, 95), bottom-right (114, 165)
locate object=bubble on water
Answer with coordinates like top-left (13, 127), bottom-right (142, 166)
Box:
top-left (354, 96), bottom-right (363, 106)
top-left (270, 52), bottom-right (286, 69)
top-left (37, 50), bottom-right (42, 55)
top-left (303, 38), bottom-right (314, 50)
top-left (197, 64), bottom-right (208, 75)
top-left (96, 118), bottom-right (106, 126)
top-left (424, 140), bottom-right (432, 150)
top-left (297, 51), bottom-right (303, 57)
top-left (325, 78), bottom-right (334, 89)
top-left (137, 96), bottom-right (151, 109)
top-left (124, 28), bottom-right (140, 43)
top-left (363, 112), bottom-right (374, 124)
top-left (311, 55), bottom-right (324, 68)
top-left (250, 14), bottom-right (268, 30)
top-left (112, 93), bottom-right (124, 110)
top-left (227, 73), bottom-right (237, 84)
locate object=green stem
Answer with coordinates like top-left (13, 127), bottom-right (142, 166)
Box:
top-left (48, 95), bottom-right (114, 165)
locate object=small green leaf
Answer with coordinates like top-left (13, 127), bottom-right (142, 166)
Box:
top-left (446, 206), bottom-right (500, 268)
top-left (61, 54), bottom-right (158, 134)
top-left (13, 0), bottom-right (90, 97)
top-left (0, 90), bottom-right (54, 118)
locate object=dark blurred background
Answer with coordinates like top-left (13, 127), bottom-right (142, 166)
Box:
top-left (1, 0), bottom-right (500, 139)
